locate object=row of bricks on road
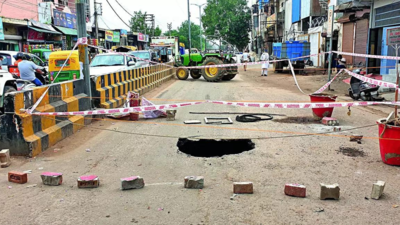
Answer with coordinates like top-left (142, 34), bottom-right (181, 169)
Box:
top-left (5, 174), bottom-right (386, 201)
top-left (2, 150), bottom-right (385, 199)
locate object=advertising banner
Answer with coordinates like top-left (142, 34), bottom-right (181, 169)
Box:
top-left (0, 18), bottom-right (4, 41)
top-left (28, 29), bottom-right (45, 41)
top-left (105, 30), bottom-right (113, 42)
top-left (113, 31), bottom-right (120, 42)
top-left (38, 2), bottom-right (52, 24)
top-left (121, 29), bottom-right (127, 37)
top-left (145, 35), bottom-right (149, 42)
top-left (138, 33), bottom-right (145, 42)
top-left (150, 37), bottom-right (175, 46)
top-left (53, 9), bottom-right (77, 29)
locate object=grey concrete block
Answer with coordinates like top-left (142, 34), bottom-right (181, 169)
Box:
top-left (184, 176), bottom-right (204, 189)
top-left (0, 149), bottom-right (11, 168)
top-left (371, 181), bottom-right (385, 200)
top-left (320, 183), bottom-right (340, 200)
top-left (41, 172), bottom-right (63, 186)
top-left (121, 176), bottom-right (145, 190)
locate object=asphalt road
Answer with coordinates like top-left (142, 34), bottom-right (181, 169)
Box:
top-left (1, 66), bottom-right (399, 224)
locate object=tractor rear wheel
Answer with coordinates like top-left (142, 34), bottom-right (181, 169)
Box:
top-left (222, 74), bottom-right (236, 81)
top-left (201, 57), bottom-right (226, 82)
top-left (176, 67), bottom-right (189, 80)
top-left (190, 69), bottom-right (201, 79)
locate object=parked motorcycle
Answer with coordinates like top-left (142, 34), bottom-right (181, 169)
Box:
top-left (348, 69), bottom-right (384, 101)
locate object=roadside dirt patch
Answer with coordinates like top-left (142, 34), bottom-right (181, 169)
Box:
top-left (274, 116), bottom-right (318, 124)
top-left (337, 147), bottom-right (366, 157)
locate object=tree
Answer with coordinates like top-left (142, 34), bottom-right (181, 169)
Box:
top-left (130, 10), bottom-right (151, 34)
top-left (202, 0), bottom-right (251, 50)
top-left (154, 26), bottom-right (162, 36)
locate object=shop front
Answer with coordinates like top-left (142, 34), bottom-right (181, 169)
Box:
top-left (0, 17), bottom-right (26, 51)
top-left (368, 0), bottom-right (400, 75)
top-left (27, 20), bottom-right (62, 50)
top-left (52, 9), bottom-right (78, 50)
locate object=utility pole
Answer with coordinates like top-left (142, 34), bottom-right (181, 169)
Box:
top-left (191, 3), bottom-right (206, 51)
top-left (167, 23), bottom-right (172, 36)
top-left (76, 0), bottom-right (92, 104)
top-left (94, 0), bottom-right (101, 41)
top-left (327, 4), bottom-right (335, 90)
top-left (187, 0), bottom-right (191, 52)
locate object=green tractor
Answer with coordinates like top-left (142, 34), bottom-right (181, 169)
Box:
top-left (175, 51), bottom-right (238, 82)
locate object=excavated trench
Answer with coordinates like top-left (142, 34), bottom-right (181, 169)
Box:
top-left (177, 138), bottom-right (255, 157)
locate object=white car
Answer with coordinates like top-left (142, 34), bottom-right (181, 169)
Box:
top-left (0, 69), bottom-right (17, 110)
top-left (89, 53), bottom-right (138, 76)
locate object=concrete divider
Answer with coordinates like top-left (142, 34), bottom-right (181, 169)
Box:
top-left (91, 63), bottom-right (175, 109)
top-left (0, 79), bottom-right (91, 157)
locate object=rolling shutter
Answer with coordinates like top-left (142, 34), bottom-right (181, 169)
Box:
top-left (342, 22), bottom-right (354, 65)
top-left (354, 19), bottom-right (369, 65)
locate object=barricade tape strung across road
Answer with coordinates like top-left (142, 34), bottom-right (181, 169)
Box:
top-left (30, 101), bottom-right (205, 116)
top-left (314, 70), bottom-right (344, 94)
top-left (333, 51), bottom-right (400, 61)
top-left (287, 60), bottom-right (306, 94)
top-left (344, 69), bottom-right (399, 89)
top-left (210, 100), bottom-right (400, 108)
top-left (27, 100), bottom-right (400, 116)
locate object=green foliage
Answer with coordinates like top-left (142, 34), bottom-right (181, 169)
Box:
top-left (130, 10), bottom-right (151, 34)
top-left (202, 0), bottom-right (251, 50)
top-left (154, 26), bottom-right (162, 36)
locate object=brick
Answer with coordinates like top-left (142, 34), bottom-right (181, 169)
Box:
top-left (121, 176), bottom-right (145, 190)
top-left (320, 183), bottom-right (340, 200)
top-left (233, 182), bottom-right (253, 194)
top-left (371, 181), bottom-right (385, 200)
top-left (284, 183), bottom-right (306, 198)
top-left (8, 171), bottom-right (28, 184)
top-left (350, 135), bottom-right (363, 142)
top-left (41, 172), bottom-right (63, 186)
top-left (166, 110), bottom-right (177, 121)
top-left (77, 175), bottom-right (99, 188)
top-left (184, 176), bottom-right (204, 189)
top-left (322, 117), bottom-right (339, 126)
top-left (0, 149), bottom-right (11, 168)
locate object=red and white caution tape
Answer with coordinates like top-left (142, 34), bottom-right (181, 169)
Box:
top-left (333, 51), bottom-right (400, 61)
top-left (210, 100), bottom-right (400, 109)
top-left (344, 69), bottom-right (398, 89)
top-left (29, 100), bottom-right (400, 116)
top-left (31, 101), bottom-right (205, 116)
top-left (314, 70), bottom-right (344, 94)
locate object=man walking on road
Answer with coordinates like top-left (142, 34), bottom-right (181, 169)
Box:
top-left (260, 48), bottom-right (269, 76)
top-left (242, 50), bottom-right (250, 71)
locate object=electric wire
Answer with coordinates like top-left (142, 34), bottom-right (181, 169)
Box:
top-left (105, 0), bottom-right (130, 28)
top-left (115, 0), bottom-right (133, 17)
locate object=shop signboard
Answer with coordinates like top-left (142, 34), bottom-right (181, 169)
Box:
top-left (121, 29), bottom-right (127, 37)
top-left (28, 29), bottom-right (45, 41)
top-left (327, 5), bottom-right (334, 38)
top-left (150, 37), bottom-right (175, 46)
top-left (0, 18), bottom-right (4, 40)
top-left (138, 33), bottom-right (145, 42)
top-left (38, 2), bottom-right (52, 25)
top-left (113, 31), bottom-right (120, 42)
top-left (387, 27), bottom-right (400, 46)
top-left (105, 30), bottom-right (113, 42)
top-left (53, 9), bottom-right (77, 29)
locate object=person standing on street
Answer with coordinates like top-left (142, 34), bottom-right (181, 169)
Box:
top-left (17, 52), bottom-right (44, 86)
top-left (260, 48), bottom-right (270, 76)
top-left (242, 50), bottom-right (250, 71)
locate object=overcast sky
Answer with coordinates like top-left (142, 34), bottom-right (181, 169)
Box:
top-left (98, 0), bottom-right (209, 32)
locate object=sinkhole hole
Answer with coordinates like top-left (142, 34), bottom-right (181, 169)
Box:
top-left (177, 138), bottom-right (255, 157)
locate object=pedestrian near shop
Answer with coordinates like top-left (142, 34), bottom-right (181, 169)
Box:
top-left (242, 50), bottom-right (250, 71)
top-left (260, 49), bottom-right (269, 76)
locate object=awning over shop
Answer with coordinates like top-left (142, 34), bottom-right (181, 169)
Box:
top-left (335, 1), bottom-right (371, 13)
top-left (54, 26), bottom-right (78, 36)
top-left (30, 26), bottom-right (61, 35)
